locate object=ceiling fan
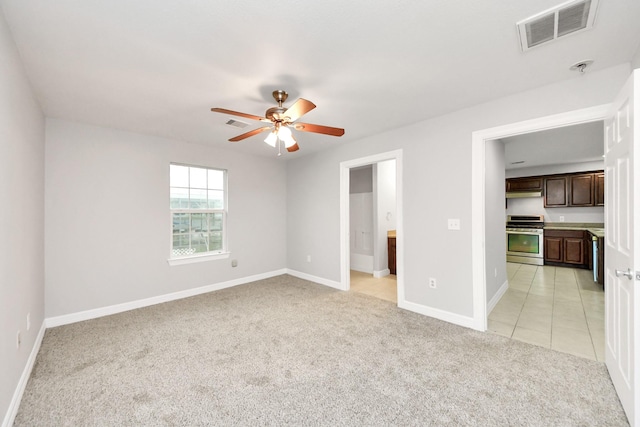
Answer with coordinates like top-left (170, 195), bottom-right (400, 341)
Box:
top-left (211, 90), bottom-right (345, 154)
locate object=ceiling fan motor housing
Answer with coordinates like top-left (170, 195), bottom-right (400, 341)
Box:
top-left (265, 106), bottom-right (287, 122)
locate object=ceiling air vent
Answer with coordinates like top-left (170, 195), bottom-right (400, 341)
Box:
top-left (225, 119), bottom-right (249, 128)
top-left (517, 0), bottom-right (598, 51)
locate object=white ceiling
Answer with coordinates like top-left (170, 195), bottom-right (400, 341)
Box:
top-left (502, 121), bottom-right (604, 170)
top-left (2, 0), bottom-right (639, 159)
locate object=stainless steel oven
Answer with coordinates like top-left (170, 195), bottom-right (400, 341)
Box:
top-left (506, 215), bottom-right (544, 266)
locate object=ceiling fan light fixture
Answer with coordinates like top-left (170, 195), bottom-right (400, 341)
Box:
top-left (283, 133), bottom-right (297, 149)
top-left (264, 131), bottom-right (277, 147)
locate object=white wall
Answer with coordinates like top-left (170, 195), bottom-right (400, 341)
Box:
top-left (507, 197), bottom-right (604, 223)
top-left (485, 140), bottom-right (507, 303)
top-left (286, 63), bottom-right (629, 319)
top-left (0, 8), bottom-right (45, 425)
top-left (349, 166), bottom-right (372, 193)
top-left (632, 45), bottom-right (640, 70)
top-left (373, 160), bottom-right (396, 274)
top-left (45, 119), bottom-right (287, 317)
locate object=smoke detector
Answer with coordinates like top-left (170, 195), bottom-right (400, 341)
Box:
top-left (517, 0), bottom-right (599, 51)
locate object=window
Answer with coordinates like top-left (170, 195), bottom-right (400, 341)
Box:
top-left (170, 163), bottom-right (227, 261)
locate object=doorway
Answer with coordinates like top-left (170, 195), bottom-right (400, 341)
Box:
top-left (486, 121), bottom-right (606, 359)
top-left (340, 150), bottom-right (404, 304)
top-left (348, 162), bottom-right (397, 303)
top-left (470, 104), bottom-right (610, 330)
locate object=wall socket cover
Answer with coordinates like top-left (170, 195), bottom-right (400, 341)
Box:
top-left (447, 219), bottom-right (461, 230)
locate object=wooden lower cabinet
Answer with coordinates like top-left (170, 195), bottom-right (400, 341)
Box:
top-left (543, 229), bottom-right (586, 267)
top-left (388, 237), bottom-right (396, 275)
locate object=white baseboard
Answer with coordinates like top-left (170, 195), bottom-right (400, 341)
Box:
top-left (45, 269), bottom-right (288, 328)
top-left (373, 269), bottom-right (390, 278)
top-left (2, 321), bottom-right (46, 427)
top-left (487, 279), bottom-right (509, 314)
top-left (286, 269), bottom-right (344, 291)
top-left (398, 298), bottom-right (477, 330)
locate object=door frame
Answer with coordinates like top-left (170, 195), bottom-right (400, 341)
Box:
top-left (471, 104), bottom-right (610, 331)
top-left (340, 149), bottom-right (403, 302)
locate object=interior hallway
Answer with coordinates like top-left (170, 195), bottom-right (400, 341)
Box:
top-left (488, 263), bottom-right (604, 361)
top-left (349, 270), bottom-right (397, 304)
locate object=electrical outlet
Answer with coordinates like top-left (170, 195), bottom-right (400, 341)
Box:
top-left (429, 278), bottom-right (437, 288)
top-left (231, 259), bottom-right (238, 267)
top-left (447, 219), bottom-right (460, 230)
top-left (27, 312), bottom-right (30, 331)
top-left (559, 215), bottom-right (565, 222)
top-left (16, 331), bottom-right (21, 349)
top-left (307, 255), bottom-right (311, 263)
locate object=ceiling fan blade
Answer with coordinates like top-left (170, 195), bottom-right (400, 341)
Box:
top-left (286, 143), bottom-right (300, 152)
top-left (229, 126), bottom-right (272, 142)
top-left (283, 98), bottom-right (316, 122)
top-left (293, 122), bottom-right (345, 137)
top-left (211, 108), bottom-right (270, 123)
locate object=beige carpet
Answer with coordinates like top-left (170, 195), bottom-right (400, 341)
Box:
top-left (15, 275), bottom-right (628, 426)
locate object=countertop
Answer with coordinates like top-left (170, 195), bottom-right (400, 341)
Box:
top-left (544, 222), bottom-right (605, 238)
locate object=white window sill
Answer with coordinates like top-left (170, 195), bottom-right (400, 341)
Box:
top-left (167, 252), bottom-right (230, 266)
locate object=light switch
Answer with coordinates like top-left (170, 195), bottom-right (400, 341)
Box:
top-left (448, 218), bottom-right (461, 230)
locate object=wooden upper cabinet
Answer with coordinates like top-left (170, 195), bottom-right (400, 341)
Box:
top-left (569, 173), bottom-right (595, 206)
top-left (595, 172), bottom-right (605, 206)
top-left (506, 177), bottom-right (544, 192)
top-left (544, 177), bottom-right (568, 207)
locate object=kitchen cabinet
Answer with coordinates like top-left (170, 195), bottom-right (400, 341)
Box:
top-left (569, 173), bottom-right (595, 206)
top-left (544, 229), bottom-right (587, 267)
top-left (543, 171), bottom-right (604, 208)
top-left (544, 176), bottom-right (568, 207)
top-left (506, 177), bottom-right (544, 192)
top-left (595, 172), bottom-right (605, 206)
top-left (388, 236), bottom-right (396, 275)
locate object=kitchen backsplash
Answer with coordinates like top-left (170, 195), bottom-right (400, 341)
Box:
top-left (506, 196), bottom-right (604, 223)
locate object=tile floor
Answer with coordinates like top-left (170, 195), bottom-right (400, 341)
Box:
top-left (349, 270), bottom-right (397, 303)
top-left (489, 262), bottom-right (605, 361)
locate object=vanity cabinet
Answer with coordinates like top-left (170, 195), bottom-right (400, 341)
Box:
top-left (544, 229), bottom-right (587, 267)
top-left (387, 236), bottom-right (396, 275)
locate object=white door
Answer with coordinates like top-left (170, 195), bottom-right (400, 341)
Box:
top-left (605, 69), bottom-right (640, 425)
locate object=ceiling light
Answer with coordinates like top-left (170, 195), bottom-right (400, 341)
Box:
top-left (264, 131), bottom-right (277, 147)
top-left (264, 125), bottom-right (297, 149)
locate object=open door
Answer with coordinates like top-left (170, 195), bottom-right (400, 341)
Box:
top-left (605, 69), bottom-right (640, 425)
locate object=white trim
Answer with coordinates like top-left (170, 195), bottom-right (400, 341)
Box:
top-left (340, 150), bottom-right (404, 302)
top-left (373, 268), bottom-right (390, 278)
top-left (45, 269), bottom-right (287, 328)
top-left (398, 299), bottom-right (477, 330)
top-left (487, 280), bottom-right (509, 314)
top-left (2, 321), bottom-right (46, 427)
top-left (286, 269), bottom-right (344, 290)
top-left (471, 104), bottom-right (611, 332)
top-left (167, 251), bottom-right (230, 266)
